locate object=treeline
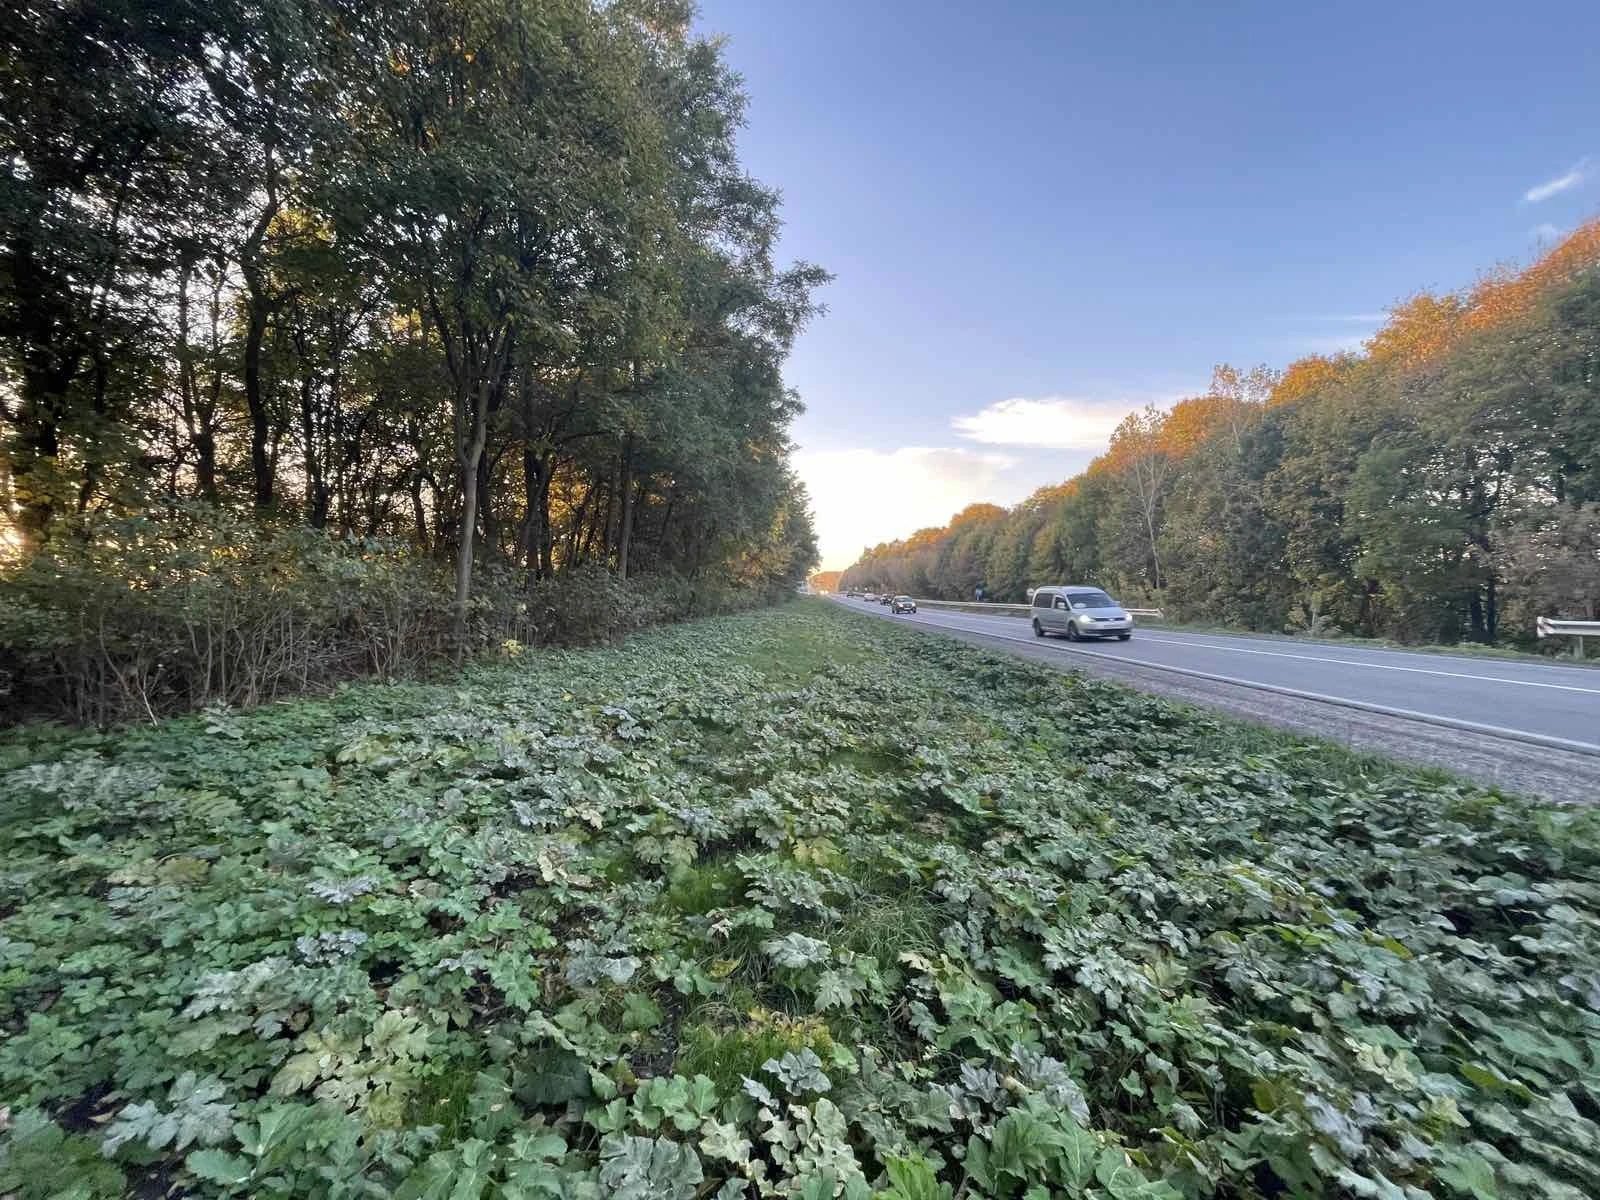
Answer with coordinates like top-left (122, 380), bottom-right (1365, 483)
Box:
top-left (808, 569), bottom-right (843, 593)
top-left (842, 224), bottom-right (1600, 645)
top-left (0, 0), bottom-right (823, 718)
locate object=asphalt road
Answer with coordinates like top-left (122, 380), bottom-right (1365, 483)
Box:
top-left (831, 597), bottom-right (1600, 800)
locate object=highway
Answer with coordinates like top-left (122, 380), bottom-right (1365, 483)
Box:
top-left (832, 596), bottom-right (1600, 799)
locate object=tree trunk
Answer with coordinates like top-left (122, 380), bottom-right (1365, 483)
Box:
top-left (452, 364), bottom-right (496, 636)
top-left (476, 449), bottom-right (497, 555)
top-left (242, 267), bottom-right (275, 509)
top-left (597, 471), bottom-right (616, 561)
top-left (297, 352), bottom-right (329, 528)
top-left (454, 440), bottom-right (483, 634)
top-left (196, 260), bottom-right (228, 502)
top-left (521, 448), bottom-right (548, 578)
top-left (10, 366), bottom-right (72, 539)
top-left (539, 468), bottom-right (556, 578)
top-left (1143, 505), bottom-right (1163, 591)
top-left (564, 483), bottom-right (592, 567)
top-left (77, 349), bottom-right (112, 513)
top-left (410, 472), bottom-right (429, 548)
top-left (580, 479), bottom-right (609, 566)
top-left (617, 439), bottom-right (637, 580)
top-left (175, 252), bottom-right (201, 496)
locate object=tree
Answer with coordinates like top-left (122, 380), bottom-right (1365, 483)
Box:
top-left (837, 226), bottom-right (1600, 647)
top-left (0, 0), bottom-right (238, 535)
top-left (2, 0), bottom-right (825, 624)
top-left (338, 0), bottom-right (672, 629)
top-left (1498, 504), bottom-right (1600, 623)
top-left (1102, 405), bottom-right (1171, 592)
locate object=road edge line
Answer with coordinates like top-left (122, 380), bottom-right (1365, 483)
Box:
top-left (887, 607), bottom-right (1600, 760)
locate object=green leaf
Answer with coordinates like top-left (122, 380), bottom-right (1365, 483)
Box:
top-left (1054, 1120), bottom-right (1099, 1188)
top-left (622, 993), bottom-right (664, 1032)
top-left (185, 1149), bottom-right (252, 1186)
top-left (699, 1119), bottom-right (751, 1166)
top-left (1436, 1150), bottom-right (1500, 1200)
top-left (598, 1135), bottom-right (704, 1200)
top-left (516, 1047), bottom-right (592, 1107)
top-left (814, 969), bottom-right (855, 1011)
top-left (763, 933), bottom-right (831, 969)
top-left (396, 1145), bottom-right (495, 1200)
top-left (269, 1052), bottom-right (323, 1096)
top-left (877, 1154), bottom-right (952, 1200)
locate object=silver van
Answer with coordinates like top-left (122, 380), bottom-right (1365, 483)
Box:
top-left (1030, 585), bottom-right (1133, 641)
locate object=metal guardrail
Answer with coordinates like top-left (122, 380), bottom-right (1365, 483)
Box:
top-left (913, 598), bottom-right (1165, 619)
top-left (1537, 615), bottom-right (1600, 657)
top-left (914, 599), bottom-right (1028, 614)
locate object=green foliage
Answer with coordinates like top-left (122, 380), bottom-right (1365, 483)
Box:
top-left (1, 0), bottom-right (822, 688)
top-left (842, 265), bottom-right (1600, 647)
top-left (102, 1072), bottom-right (236, 1155)
top-left (676, 1011), bottom-right (841, 1100)
top-left (2, 602), bottom-right (1598, 1197)
top-left (0, 1109), bottom-right (125, 1199)
top-left (0, 508), bottom-right (785, 724)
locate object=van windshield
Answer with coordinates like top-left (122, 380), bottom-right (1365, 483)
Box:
top-left (1066, 591), bottom-right (1115, 608)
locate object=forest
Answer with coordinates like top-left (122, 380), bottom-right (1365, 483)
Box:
top-left (840, 223), bottom-right (1600, 647)
top-left (0, 0), bottom-right (822, 722)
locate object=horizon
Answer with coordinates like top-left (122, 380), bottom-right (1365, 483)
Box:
top-left (694, 0), bottom-right (1600, 569)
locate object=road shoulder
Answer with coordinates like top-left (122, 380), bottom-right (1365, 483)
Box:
top-left (839, 601), bottom-right (1598, 804)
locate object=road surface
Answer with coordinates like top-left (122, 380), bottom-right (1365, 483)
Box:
top-left (832, 597), bottom-right (1600, 802)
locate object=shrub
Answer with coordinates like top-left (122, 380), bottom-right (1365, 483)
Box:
top-left (0, 508), bottom-right (782, 726)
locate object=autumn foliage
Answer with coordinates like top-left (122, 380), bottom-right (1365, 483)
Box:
top-left (842, 220), bottom-right (1600, 645)
top-left (808, 569), bottom-right (843, 592)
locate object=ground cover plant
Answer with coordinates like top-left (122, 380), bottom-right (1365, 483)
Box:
top-left (1, 601), bottom-right (1597, 1198)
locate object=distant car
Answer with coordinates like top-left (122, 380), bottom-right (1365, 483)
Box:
top-left (891, 595), bottom-right (916, 613)
top-left (863, 591), bottom-right (878, 602)
top-left (1029, 584), bottom-right (1133, 641)
top-left (878, 593), bottom-right (893, 605)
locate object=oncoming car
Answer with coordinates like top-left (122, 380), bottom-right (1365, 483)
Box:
top-left (891, 595), bottom-right (917, 613)
top-left (1029, 584), bottom-right (1133, 641)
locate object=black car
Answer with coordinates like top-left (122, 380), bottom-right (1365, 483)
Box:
top-left (891, 595), bottom-right (917, 613)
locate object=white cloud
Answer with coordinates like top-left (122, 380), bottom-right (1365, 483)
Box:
top-left (795, 444), bottom-right (1060, 570)
top-left (951, 395), bottom-right (1145, 451)
top-left (1523, 159), bottom-right (1590, 204)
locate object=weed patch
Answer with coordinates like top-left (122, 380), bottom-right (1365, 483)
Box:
top-left (0, 602), bottom-right (1596, 1197)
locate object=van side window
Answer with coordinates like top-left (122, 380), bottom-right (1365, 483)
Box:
top-left (1032, 592), bottom-right (1050, 608)
top-left (1054, 597), bottom-right (1068, 609)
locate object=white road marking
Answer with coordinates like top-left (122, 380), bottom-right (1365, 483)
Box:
top-left (858, 601), bottom-right (1600, 694)
top-left (1116, 633), bottom-right (1600, 694)
top-left (835, 601), bottom-right (1600, 757)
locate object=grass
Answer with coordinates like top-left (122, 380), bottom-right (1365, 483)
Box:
top-left (1, 599), bottom-right (1596, 1199)
top-left (674, 1008), bottom-right (841, 1097)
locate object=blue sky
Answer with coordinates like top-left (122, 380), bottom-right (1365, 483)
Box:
top-left (693, 0), bottom-right (1600, 568)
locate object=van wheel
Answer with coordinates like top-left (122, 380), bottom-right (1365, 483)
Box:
top-left (1032, 619), bottom-right (1044, 638)
top-left (1065, 622), bottom-right (1080, 641)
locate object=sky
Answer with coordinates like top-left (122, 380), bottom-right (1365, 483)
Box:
top-left (692, 0), bottom-right (1600, 570)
